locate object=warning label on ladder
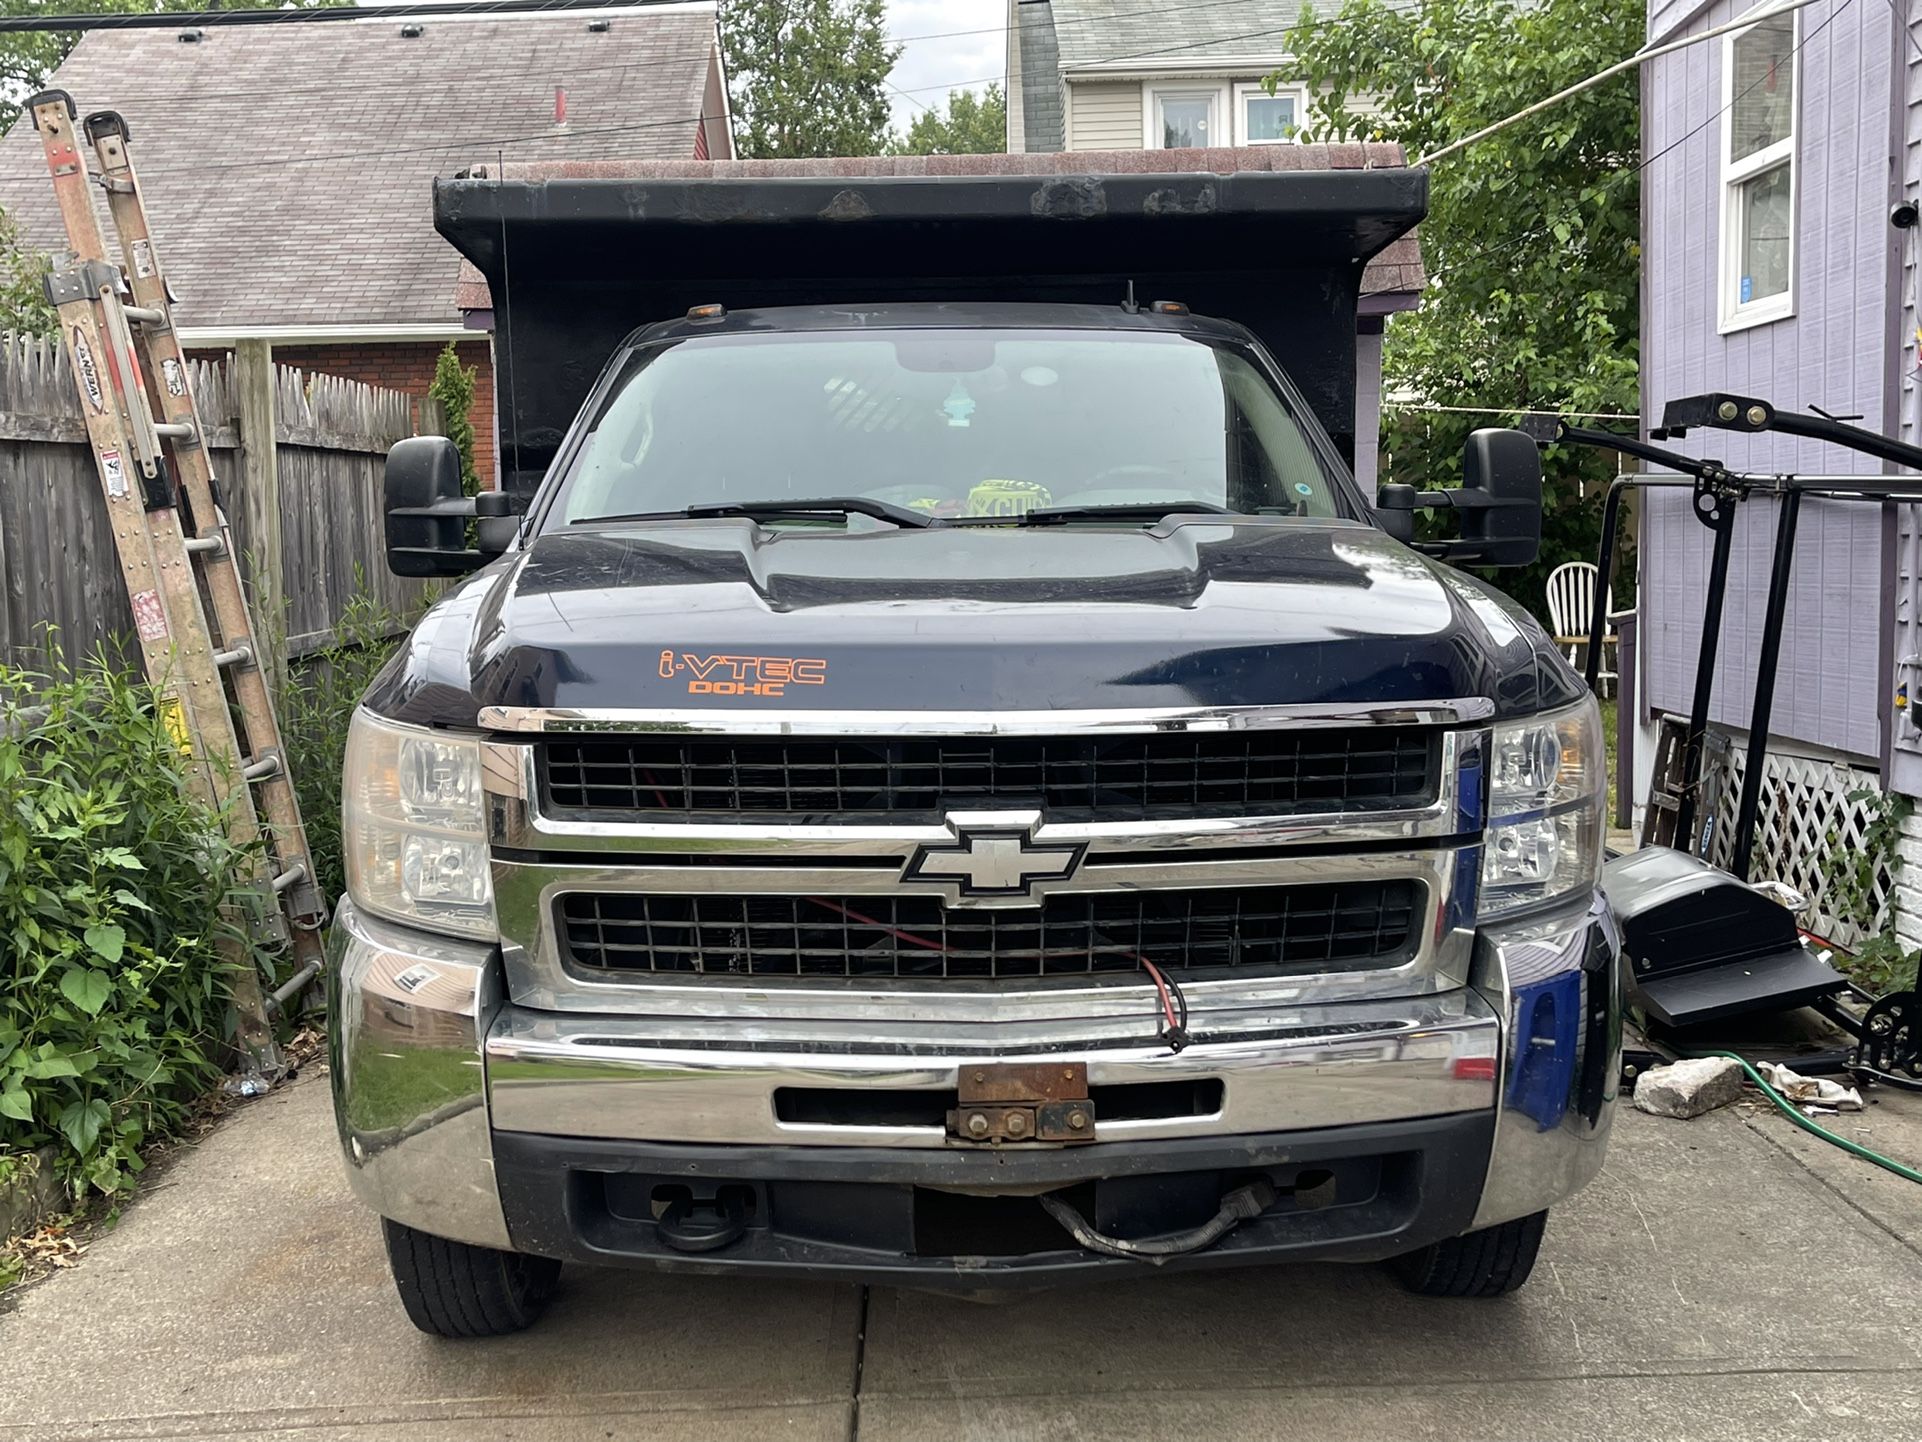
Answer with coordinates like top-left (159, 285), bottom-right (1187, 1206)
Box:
top-left (101, 447), bottom-right (127, 498)
top-left (130, 587), bottom-right (167, 641)
top-left (131, 239), bottom-right (155, 279)
top-left (159, 694), bottom-right (192, 756)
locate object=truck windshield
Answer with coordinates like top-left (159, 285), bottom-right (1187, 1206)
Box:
top-left (552, 328), bottom-right (1349, 526)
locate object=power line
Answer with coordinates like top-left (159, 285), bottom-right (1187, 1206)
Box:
top-left (1419, 0), bottom-right (1829, 165)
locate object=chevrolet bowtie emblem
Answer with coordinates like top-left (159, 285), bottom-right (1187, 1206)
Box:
top-left (902, 811), bottom-right (1084, 906)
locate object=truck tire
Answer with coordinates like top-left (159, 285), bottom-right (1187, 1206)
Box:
top-left (1392, 1210), bottom-right (1546, 1297)
top-left (381, 1218), bottom-right (561, 1337)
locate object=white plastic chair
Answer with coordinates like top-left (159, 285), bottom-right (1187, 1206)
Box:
top-left (1545, 561), bottom-right (1617, 695)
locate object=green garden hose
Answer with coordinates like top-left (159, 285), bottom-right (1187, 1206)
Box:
top-left (1689, 1050), bottom-right (1922, 1185)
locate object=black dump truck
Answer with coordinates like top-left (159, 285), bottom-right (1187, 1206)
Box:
top-left (329, 155), bottom-right (1618, 1336)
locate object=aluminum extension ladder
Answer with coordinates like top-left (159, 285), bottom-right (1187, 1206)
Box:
top-left (27, 90), bottom-right (326, 1069)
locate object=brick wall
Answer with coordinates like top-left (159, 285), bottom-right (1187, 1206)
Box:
top-left (188, 337), bottom-right (499, 486)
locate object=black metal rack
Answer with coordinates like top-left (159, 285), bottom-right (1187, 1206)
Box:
top-left (1571, 393), bottom-right (1922, 881)
top-left (1567, 392), bottom-right (1922, 1086)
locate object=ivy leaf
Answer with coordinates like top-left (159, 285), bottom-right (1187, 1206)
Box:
top-left (56, 1097), bottom-right (108, 1156)
top-left (0, 1084), bottom-right (29, 1123)
top-left (59, 967), bottom-right (112, 1017)
top-left (25, 1052), bottom-right (79, 1080)
top-left (84, 924), bottom-right (125, 964)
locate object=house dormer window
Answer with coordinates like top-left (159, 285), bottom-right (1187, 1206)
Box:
top-left (1141, 80), bottom-right (1306, 148)
top-left (1235, 82), bottom-right (1302, 143)
top-left (1720, 7), bottom-right (1797, 332)
top-left (1150, 86), bottom-right (1222, 147)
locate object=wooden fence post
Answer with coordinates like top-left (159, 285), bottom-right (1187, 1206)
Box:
top-left (233, 339), bottom-right (284, 699)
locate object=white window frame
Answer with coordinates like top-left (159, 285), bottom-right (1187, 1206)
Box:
top-left (1233, 81), bottom-right (1307, 144)
top-left (1142, 82), bottom-right (1228, 149)
top-left (1719, 7), bottom-right (1799, 334)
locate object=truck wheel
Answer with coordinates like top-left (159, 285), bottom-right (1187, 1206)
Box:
top-left (1392, 1210), bottom-right (1546, 1297)
top-left (381, 1218), bottom-right (561, 1337)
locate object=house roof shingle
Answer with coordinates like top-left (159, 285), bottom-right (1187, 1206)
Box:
top-left (0, 6), bottom-right (721, 332)
top-left (1042, 0), bottom-right (1348, 73)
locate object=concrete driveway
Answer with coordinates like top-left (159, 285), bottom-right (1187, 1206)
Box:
top-left (4, 1071), bottom-right (1922, 1442)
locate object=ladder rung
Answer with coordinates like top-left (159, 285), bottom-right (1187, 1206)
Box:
top-left (123, 304), bottom-right (163, 324)
top-left (242, 754), bottom-right (282, 782)
top-left (182, 533), bottom-right (223, 555)
top-left (264, 959), bottom-right (322, 1016)
top-left (154, 421), bottom-right (193, 440)
top-left (271, 862), bottom-right (307, 895)
top-left (211, 643), bottom-right (252, 669)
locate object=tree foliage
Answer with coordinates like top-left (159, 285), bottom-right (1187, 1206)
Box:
top-left (1282, 0), bottom-right (1641, 617)
top-left (0, 206), bottom-right (52, 337)
top-left (721, 0), bottom-right (901, 159)
top-left (892, 83), bottom-right (1005, 156)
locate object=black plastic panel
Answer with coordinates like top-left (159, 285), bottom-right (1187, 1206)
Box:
top-left (559, 881), bottom-right (1422, 981)
top-left (541, 729), bottom-right (1439, 821)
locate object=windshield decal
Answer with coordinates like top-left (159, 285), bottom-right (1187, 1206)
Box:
top-left (659, 650), bottom-right (828, 698)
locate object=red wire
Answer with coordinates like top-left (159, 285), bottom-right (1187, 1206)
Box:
top-left (805, 898), bottom-right (1183, 1039)
top-left (1133, 953), bottom-right (1182, 1037)
top-left (639, 767), bottom-right (673, 811)
top-left (807, 897), bottom-right (948, 953)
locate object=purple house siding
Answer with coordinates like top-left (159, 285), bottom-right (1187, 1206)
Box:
top-left (1639, 0), bottom-right (1900, 765)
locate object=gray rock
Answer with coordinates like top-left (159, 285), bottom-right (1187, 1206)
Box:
top-left (1632, 1056), bottom-right (1748, 1119)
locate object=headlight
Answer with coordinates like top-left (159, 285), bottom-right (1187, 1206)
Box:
top-left (1480, 696), bottom-right (1605, 919)
top-left (343, 708), bottom-right (495, 938)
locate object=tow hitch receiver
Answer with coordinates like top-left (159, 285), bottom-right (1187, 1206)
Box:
top-left (946, 1062), bottom-right (1097, 1144)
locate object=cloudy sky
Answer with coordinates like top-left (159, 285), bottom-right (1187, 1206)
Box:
top-left (884, 0), bottom-right (1007, 127)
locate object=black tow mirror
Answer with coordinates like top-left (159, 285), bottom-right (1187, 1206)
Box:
top-left (1456, 428), bottom-right (1542, 567)
top-left (1374, 483), bottom-right (1417, 543)
top-left (383, 437), bottom-right (519, 576)
top-left (1372, 429), bottom-right (1542, 569)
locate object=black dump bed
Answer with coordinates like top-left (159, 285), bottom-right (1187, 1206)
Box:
top-left (435, 155), bottom-right (1427, 494)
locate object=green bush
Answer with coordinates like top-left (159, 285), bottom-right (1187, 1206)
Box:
top-left (428, 342), bottom-right (480, 498)
top-left (0, 655), bottom-right (266, 1196)
top-left (280, 588), bottom-right (408, 906)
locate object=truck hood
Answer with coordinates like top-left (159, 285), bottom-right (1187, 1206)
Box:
top-left (362, 518), bottom-right (1586, 727)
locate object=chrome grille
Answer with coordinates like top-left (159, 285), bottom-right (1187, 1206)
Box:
top-left (558, 881), bottom-right (1423, 982)
top-left (540, 729), bottom-right (1441, 820)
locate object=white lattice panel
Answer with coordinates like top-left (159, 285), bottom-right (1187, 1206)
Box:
top-left (1704, 746), bottom-right (1891, 948)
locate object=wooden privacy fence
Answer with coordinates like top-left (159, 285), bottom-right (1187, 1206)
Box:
top-left (0, 333), bottom-right (438, 667)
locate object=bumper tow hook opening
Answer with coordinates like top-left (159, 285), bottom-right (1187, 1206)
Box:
top-left (655, 1187), bottom-right (750, 1254)
top-left (1038, 1178), bottom-right (1277, 1264)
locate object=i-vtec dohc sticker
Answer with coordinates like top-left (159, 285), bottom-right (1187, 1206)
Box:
top-left (658, 650), bottom-right (827, 698)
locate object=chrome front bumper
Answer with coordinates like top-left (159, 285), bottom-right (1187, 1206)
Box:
top-left (329, 892), bottom-right (1617, 1255)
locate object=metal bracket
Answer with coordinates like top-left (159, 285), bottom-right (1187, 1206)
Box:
top-left (946, 1062), bottom-right (1097, 1145)
top-left (1691, 472), bottom-right (1740, 530)
top-left (234, 884), bottom-right (291, 950)
top-left (42, 258), bottom-right (122, 308)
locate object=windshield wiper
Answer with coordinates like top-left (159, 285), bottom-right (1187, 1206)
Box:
top-left (573, 497), bottom-right (939, 529)
top-left (951, 500), bottom-right (1237, 527)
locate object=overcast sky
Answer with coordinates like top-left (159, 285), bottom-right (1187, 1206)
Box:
top-left (885, 0), bottom-right (1006, 127)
